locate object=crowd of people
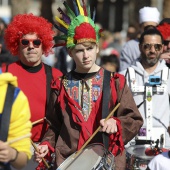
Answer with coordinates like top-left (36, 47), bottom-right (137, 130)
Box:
top-left (0, 1), bottom-right (170, 170)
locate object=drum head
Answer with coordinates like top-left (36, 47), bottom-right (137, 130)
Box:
top-left (126, 145), bottom-right (154, 160)
top-left (57, 144), bottom-right (105, 170)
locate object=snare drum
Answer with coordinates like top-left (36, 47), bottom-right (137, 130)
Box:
top-left (126, 145), bottom-right (154, 170)
top-left (56, 144), bottom-right (115, 170)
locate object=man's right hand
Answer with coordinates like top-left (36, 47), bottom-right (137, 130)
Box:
top-left (160, 52), bottom-right (170, 64)
top-left (34, 145), bottom-right (49, 163)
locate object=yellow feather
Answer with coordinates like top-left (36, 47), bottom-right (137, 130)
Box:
top-left (55, 16), bottom-right (69, 29)
top-left (84, 16), bottom-right (89, 23)
top-left (67, 37), bottom-right (74, 45)
top-left (76, 0), bottom-right (84, 15)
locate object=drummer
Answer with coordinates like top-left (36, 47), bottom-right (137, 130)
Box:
top-left (120, 27), bottom-right (170, 149)
top-left (34, 1), bottom-right (143, 170)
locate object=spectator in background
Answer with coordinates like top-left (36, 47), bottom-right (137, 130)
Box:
top-left (126, 25), bottom-right (138, 42)
top-left (100, 47), bottom-right (120, 72)
top-left (98, 30), bottom-right (122, 65)
top-left (108, 32), bottom-right (123, 55)
top-left (119, 7), bottom-right (160, 71)
top-left (157, 18), bottom-right (170, 68)
top-left (0, 18), bottom-right (18, 67)
top-left (99, 30), bottom-right (114, 50)
top-left (54, 46), bottom-right (75, 74)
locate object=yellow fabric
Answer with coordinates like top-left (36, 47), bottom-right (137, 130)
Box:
top-left (0, 72), bottom-right (32, 159)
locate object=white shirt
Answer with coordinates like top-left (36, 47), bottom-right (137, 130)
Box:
top-left (148, 151), bottom-right (170, 170)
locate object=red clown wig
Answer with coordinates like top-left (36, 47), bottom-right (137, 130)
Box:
top-left (157, 23), bottom-right (170, 40)
top-left (4, 13), bottom-right (54, 56)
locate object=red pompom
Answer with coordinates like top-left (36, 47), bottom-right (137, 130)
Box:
top-left (74, 23), bottom-right (96, 43)
top-left (157, 23), bottom-right (170, 40)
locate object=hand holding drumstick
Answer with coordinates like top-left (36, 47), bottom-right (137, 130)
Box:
top-left (31, 117), bottom-right (51, 169)
top-left (0, 134), bottom-right (31, 163)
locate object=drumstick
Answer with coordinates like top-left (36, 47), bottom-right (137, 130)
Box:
top-left (32, 118), bottom-right (44, 126)
top-left (31, 140), bottom-right (51, 169)
top-left (6, 133), bottom-right (31, 145)
top-left (73, 102), bottom-right (120, 159)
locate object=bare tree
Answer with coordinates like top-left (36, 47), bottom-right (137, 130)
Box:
top-left (128, 0), bottom-right (151, 29)
top-left (163, 0), bottom-right (170, 18)
top-left (11, 0), bottom-right (30, 19)
top-left (40, 0), bottom-right (54, 24)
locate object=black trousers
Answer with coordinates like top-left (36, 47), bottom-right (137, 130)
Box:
top-left (0, 162), bottom-right (11, 170)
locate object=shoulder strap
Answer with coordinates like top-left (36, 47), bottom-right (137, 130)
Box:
top-left (44, 64), bottom-right (53, 105)
top-left (0, 84), bottom-right (15, 141)
top-left (102, 69), bottom-right (111, 150)
top-left (128, 67), bottom-right (136, 85)
top-left (161, 67), bottom-right (169, 83)
top-left (39, 64), bottom-right (52, 141)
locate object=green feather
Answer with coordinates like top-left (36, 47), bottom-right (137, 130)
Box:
top-left (87, 0), bottom-right (91, 18)
top-left (63, 2), bottom-right (76, 21)
top-left (54, 35), bottom-right (67, 41)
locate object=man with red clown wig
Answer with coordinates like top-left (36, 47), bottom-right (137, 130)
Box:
top-left (34, 1), bottom-right (143, 170)
top-left (157, 18), bottom-right (170, 69)
top-left (1, 13), bottom-right (62, 170)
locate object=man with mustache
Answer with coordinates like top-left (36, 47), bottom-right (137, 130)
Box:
top-left (120, 28), bottom-right (170, 168)
top-left (1, 13), bottom-right (63, 170)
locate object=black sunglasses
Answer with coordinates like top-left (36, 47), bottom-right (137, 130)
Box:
top-left (142, 43), bottom-right (163, 51)
top-left (20, 39), bottom-right (42, 48)
top-left (164, 40), bottom-right (170, 46)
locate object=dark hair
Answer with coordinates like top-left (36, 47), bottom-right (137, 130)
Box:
top-left (144, 25), bottom-right (157, 31)
top-left (100, 54), bottom-right (120, 72)
top-left (139, 28), bottom-right (164, 44)
top-left (159, 18), bottom-right (170, 25)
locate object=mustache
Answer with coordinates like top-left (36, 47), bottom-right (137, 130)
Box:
top-left (148, 52), bottom-right (156, 55)
top-left (27, 51), bottom-right (37, 54)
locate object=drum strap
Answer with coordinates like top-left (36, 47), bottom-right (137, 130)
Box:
top-left (102, 69), bottom-right (111, 150)
top-left (0, 84), bottom-right (15, 141)
top-left (39, 64), bottom-right (53, 141)
top-left (0, 84), bottom-right (14, 170)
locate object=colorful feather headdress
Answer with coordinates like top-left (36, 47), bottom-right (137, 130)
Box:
top-left (54, 0), bottom-right (102, 48)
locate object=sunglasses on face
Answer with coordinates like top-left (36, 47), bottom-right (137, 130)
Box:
top-left (20, 39), bottom-right (42, 48)
top-left (142, 43), bottom-right (163, 51)
top-left (164, 40), bottom-right (170, 46)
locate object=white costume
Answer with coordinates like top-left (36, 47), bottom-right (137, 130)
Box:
top-left (148, 151), bottom-right (170, 170)
top-left (120, 60), bottom-right (170, 149)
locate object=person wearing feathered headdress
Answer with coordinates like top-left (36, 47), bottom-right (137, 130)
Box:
top-left (34, 1), bottom-right (143, 170)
